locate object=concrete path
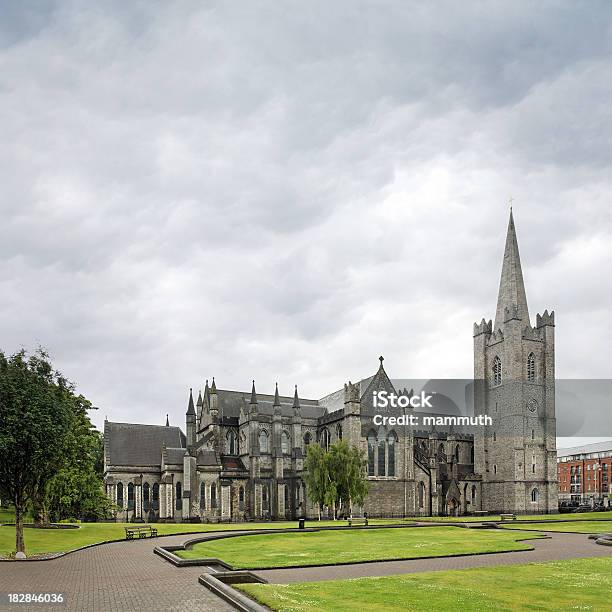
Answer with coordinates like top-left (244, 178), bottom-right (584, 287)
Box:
top-left (254, 531), bottom-right (612, 584)
top-left (0, 534), bottom-right (232, 612)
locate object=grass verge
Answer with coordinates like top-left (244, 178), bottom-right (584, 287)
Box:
top-left (0, 518), bottom-right (397, 558)
top-left (175, 526), bottom-right (544, 568)
top-left (238, 556), bottom-right (612, 611)
top-left (501, 520), bottom-right (612, 534)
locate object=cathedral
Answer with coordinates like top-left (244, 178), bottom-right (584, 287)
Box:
top-left (103, 212), bottom-right (558, 520)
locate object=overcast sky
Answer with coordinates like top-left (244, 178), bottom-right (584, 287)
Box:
top-left (1, 2), bottom-right (611, 444)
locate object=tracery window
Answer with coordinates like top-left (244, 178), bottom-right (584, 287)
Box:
top-left (321, 428), bottom-right (330, 451)
top-left (493, 356), bottom-right (502, 386)
top-left (527, 352), bottom-right (535, 382)
top-left (259, 430), bottom-right (269, 453)
top-left (227, 430), bottom-right (238, 455)
top-left (281, 431), bottom-right (290, 454)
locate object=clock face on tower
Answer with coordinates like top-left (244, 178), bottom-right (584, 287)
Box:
top-left (527, 398), bottom-right (538, 414)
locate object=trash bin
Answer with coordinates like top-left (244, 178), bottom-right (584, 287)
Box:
top-left (298, 518), bottom-right (305, 529)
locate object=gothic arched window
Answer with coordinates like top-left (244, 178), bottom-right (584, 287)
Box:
top-left (470, 445), bottom-right (475, 464)
top-left (471, 485), bottom-right (476, 501)
top-left (378, 434), bottom-right (386, 476)
top-left (127, 482), bottom-right (134, 510)
top-left (321, 428), bottom-right (330, 451)
top-left (336, 424), bottom-right (342, 441)
top-left (455, 445), bottom-right (460, 463)
top-left (281, 431), bottom-right (290, 454)
top-left (239, 486), bottom-right (245, 510)
top-left (227, 430), bottom-right (238, 455)
top-left (116, 482), bottom-right (124, 508)
top-left (200, 481), bottom-right (206, 510)
top-left (175, 482), bottom-right (182, 511)
top-left (531, 488), bottom-right (539, 503)
top-left (418, 481), bottom-right (425, 508)
top-left (367, 433), bottom-right (376, 476)
top-left (527, 352), bottom-right (535, 382)
top-left (143, 482), bottom-right (150, 512)
top-left (152, 483), bottom-right (160, 510)
top-left (211, 482), bottom-right (217, 509)
top-left (259, 430), bottom-right (269, 453)
top-left (303, 431), bottom-right (312, 449)
top-left (387, 432), bottom-right (397, 477)
top-left (493, 356), bottom-right (502, 386)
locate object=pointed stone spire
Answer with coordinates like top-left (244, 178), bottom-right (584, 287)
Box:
top-left (186, 388), bottom-right (196, 415)
top-left (250, 380), bottom-right (258, 405)
top-left (210, 377), bottom-right (217, 394)
top-left (196, 390), bottom-right (203, 408)
top-left (494, 209), bottom-right (530, 330)
top-left (293, 385), bottom-right (300, 410)
top-left (273, 382), bottom-right (281, 407)
top-left (204, 379), bottom-right (210, 400)
top-left (165, 414), bottom-right (169, 427)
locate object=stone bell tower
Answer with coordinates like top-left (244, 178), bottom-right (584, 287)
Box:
top-left (474, 210), bottom-right (558, 514)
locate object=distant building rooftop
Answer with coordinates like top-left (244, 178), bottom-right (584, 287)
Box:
top-left (557, 440), bottom-right (612, 461)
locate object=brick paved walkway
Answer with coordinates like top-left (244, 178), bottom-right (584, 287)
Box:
top-left (0, 534), bottom-right (232, 612)
top-left (254, 531), bottom-right (612, 584)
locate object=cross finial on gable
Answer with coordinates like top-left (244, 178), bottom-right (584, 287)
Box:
top-left (379, 355), bottom-right (384, 364)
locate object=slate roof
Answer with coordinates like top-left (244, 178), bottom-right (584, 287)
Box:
top-left (197, 449), bottom-right (219, 466)
top-left (165, 446), bottom-right (187, 465)
top-left (105, 421), bottom-right (185, 467)
top-left (215, 389), bottom-right (324, 420)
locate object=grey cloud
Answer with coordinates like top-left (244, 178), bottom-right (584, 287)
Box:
top-left (1, 1), bottom-right (612, 433)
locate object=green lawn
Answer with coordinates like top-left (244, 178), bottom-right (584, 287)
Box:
top-left (418, 511), bottom-right (612, 522)
top-left (176, 526), bottom-right (544, 568)
top-left (0, 507), bottom-right (16, 524)
top-left (239, 556), bottom-right (612, 611)
top-left (501, 520), bottom-right (612, 534)
top-left (0, 519), bottom-right (397, 558)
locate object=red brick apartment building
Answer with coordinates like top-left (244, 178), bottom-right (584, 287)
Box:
top-left (557, 441), bottom-right (612, 507)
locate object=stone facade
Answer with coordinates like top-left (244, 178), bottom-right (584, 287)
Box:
top-left (103, 211), bottom-right (558, 520)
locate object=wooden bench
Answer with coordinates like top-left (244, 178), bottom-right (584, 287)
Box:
top-left (125, 525), bottom-right (158, 540)
top-left (347, 517), bottom-right (369, 527)
top-left (500, 513), bottom-right (517, 521)
top-left (473, 510), bottom-right (489, 516)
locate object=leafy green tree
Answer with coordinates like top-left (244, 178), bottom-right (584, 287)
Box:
top-left (333, 441), bottom-right (369, 517)
top-left (305, 440), bottom-right (369, 520)
top-left (303, 444), bottom-right (329, 520)
top-left (41, 425), bottom-right (113, 522)
top-left (0, 349), bottom-right (99, 554)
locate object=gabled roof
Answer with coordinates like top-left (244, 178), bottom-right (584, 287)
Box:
top-left (105, 421), bottom-right (185, 467)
